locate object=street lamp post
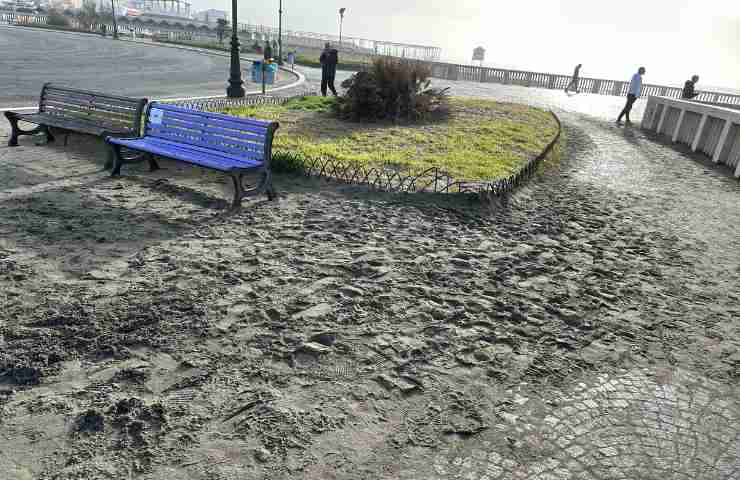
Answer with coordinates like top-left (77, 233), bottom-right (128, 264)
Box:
top-left (277, 0), bottom-right (283, 65)
top-left (110, 0), bottom-right (118, 39)
top-left (338, 7), bottom-right (345, 47)
top-left (226, 0), bottom-right (245, 97)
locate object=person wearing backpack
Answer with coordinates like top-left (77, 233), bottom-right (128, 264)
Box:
top-left (320, 42), bottom-right (339, 96)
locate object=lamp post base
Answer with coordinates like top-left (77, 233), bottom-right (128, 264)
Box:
top-left (227, 34), bottom-right (245, 98)
top-left (227, 82), bottom-right (245, 98)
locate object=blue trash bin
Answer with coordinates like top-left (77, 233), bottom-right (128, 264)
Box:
top-left (251, 61), bottom-right (278, 85)
top-left (251, 61), bottom-right (263, 83)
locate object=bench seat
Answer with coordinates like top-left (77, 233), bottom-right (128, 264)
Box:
top-left (107, 136), bottom-right (264, 172)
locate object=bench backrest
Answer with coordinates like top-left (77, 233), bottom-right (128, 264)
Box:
top-left (39, 83), bottom-right (147, 135)
top-left (144, 103), bottom-right (278, 165)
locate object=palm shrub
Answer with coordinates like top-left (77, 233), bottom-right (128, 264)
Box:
top-left (334, 56), bottom-right (449, 122)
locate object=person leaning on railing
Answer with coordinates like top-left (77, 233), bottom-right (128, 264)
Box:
top-left (617, 66), bottom-right (645, 126)
top-left (682, 75), bottom-right (700, 99)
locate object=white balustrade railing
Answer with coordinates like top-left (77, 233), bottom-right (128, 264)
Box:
top-left (423, 61), bottom-right (740, 106)
top-left (641, 96), bottom-right (740, 178)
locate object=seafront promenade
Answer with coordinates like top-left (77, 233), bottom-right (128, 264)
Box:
top-left (0, 27), bottom-right (738, 480)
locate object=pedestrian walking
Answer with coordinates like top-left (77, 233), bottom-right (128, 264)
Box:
top-left (320, 42), bottom-right (339, 97)
top-left (287, 51), bottom-right (296, 71)
top-left (565, 64), bottom-right (582, 94)
top-left (681, 75), bottom-right (700, 99)
top-left (617, 66), bottom-right (645, 126)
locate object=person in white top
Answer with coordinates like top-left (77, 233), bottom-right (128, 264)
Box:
top-left (617, 66), bottom-right (646, 125)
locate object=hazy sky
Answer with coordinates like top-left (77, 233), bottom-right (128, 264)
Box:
top-left (192, 0), bottom-right (740, 90)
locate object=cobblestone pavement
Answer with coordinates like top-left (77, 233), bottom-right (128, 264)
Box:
top-left (0, 74), bottom-right (738, 480)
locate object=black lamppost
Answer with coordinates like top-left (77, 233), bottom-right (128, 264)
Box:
top-left (110, 0), bottom-right (119, 39)
top-left (338, 7), bottom-right (345, 47)
top-left (226, 0), bottom-right (245, 97)
top-left (277, 0), bottom-right (283, 65)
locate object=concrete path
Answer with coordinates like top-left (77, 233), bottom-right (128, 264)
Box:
top-left (0, 69), bottom-right (738, 479)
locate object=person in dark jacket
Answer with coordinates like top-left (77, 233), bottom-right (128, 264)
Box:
top-left (565, 63), bottom-right (582, 94)
top-left (682, 75), bottom-right (700, 99)
top-left (320, 42), bottom-right (339, 97)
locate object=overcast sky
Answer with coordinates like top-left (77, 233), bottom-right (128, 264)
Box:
top-left (191, 0), bottom-right (740, 90)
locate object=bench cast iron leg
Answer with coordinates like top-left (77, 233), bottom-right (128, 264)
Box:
top-left (231, 173), bottom-right (245, 208)
top-left (104, 148), bottom-right (114, 170)
top-left (147, 153), bottom-right (160, 172)
top-left (109, 144), bottom-right (124, 176)
top-left (4, 112), bottom-right (43, 147)
top-left (4, 112), bottom-right (20, 147)
top-left (264, 171), bottom-right (276, 200)
top-left (45, 126), bottom-right (56, 144)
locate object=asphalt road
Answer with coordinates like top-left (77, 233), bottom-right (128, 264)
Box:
top-left (0, 26), bottom-right (270, 106)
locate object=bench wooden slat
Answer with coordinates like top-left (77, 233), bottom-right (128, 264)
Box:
top-left (42, 94), bottom-right (139, 116)
top-left (42, 92), bottom-right (95, 107)
top-left (23, 111), bottom-right (129, 130)
top-left (148, 126), bottom-right (265, 159)
top-left (155, 109), bottom-right (269, 136)
top-left (17, 113), bottom-right (131, 135)
top-left (159, 117), bottom-right (267, 144)
top-left (156, 103), bottom-right (273, 129)
top-left (40, 111), bottom-right (135, 132)
top-left (33, 111), bottom-right (132, 131)
top-left (154, 110), bottom-right (271, 134)
top-left (43, 90), bottom-right (140, 109)
top-left (44, 85), bottom-right (144, 105)
top-left (42, 100), bottom-right (136, 121)
top-left (145, 129), bottom-right (266, 161)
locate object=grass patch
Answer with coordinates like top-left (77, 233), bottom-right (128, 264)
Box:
top-left (225, 97), bottom-right (558, 181)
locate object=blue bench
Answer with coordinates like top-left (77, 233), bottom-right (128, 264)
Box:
top-left (105, 102), bottom-right (279, 207)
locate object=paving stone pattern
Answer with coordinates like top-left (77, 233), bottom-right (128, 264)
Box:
top-left (0, 74), bottom-right (738, 480)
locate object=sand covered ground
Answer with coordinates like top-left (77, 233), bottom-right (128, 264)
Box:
top-left (1, 81), bottom-right (739, 480)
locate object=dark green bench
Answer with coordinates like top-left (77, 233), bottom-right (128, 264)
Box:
top-left (4, 83), bottom-right (147, 147)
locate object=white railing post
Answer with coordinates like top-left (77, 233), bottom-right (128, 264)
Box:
top-left (612, 81), bottom-right (622, 96)
top-left (712, 120), bottom-right (732, 163)
top-left (672, 109), bottom-right (686, 142)
top-left (691, 114), bottom-right (708, 152)
top-left (656, 105), bottom-right (669, 134)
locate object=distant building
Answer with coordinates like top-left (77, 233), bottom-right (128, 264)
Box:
top-left (1, 0), bottom-right (40, 9)
top-left (472, 47), bottom-right (485, 62)
top-left (193, 8), bottom-right (227, 24)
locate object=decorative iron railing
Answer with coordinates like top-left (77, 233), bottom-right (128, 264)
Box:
top-left (167, 94), bottom-right (563, 198)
